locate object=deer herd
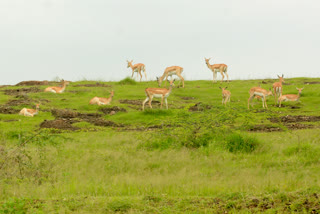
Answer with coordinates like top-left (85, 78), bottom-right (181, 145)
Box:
top-left (18, 59), bottom-right (304, 117)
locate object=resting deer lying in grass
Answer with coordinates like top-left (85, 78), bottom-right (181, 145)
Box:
top-left (19, 104), bottom-right (40, 117)
top-left (273, 74), bottom-right (285, 104)
top-left (89, 90), bottom-right (114, 105)
top-left (278, 88), bottom-right (303, 107)
top-left (44, 79), bottom-right (70, 93)
top-left (142, 80), bottom-right (175, 110)
top-left (248, 87), bottom-right (273, 109)
top-left (219, 87), bottom-right (231, 106)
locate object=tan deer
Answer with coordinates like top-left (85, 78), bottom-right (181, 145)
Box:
top-left (89, 90), bottom-right (114, 105)
top-left (248, 87), bottom-right (273, 109)
top-left (278, 88), bottom-right (303, 107)
top-left (272, 74), bottom-right (285, 104)
top-left (19, 104), bottom-right (40, 117)
top-left (142, 80), bottom-right (175, 110)
top-left (157, 66), bottom-right (184, 88)
top-left (44, 79), bottom-right (70, 93)
top-left (127, 60), bottom-right (147, 81)
top-left (219, 87), bottom-right (231, 106)
top-left (205, 58), bottom-right (229, 83)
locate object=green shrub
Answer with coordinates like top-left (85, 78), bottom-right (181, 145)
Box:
top-left (0, 197), bottom-right (28, 214)
top-left (118, 77), bottom-right (136, 85)
top-left (225, 133), bottom-right (260, 153)
top-left (107, 199), bottom-right (132, 212)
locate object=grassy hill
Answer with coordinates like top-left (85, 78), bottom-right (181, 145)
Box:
top-left (0, 77), bottom-right (320, 213)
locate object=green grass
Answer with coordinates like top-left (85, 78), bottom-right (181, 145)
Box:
top-left (0, 77), bottom-right (320, 213)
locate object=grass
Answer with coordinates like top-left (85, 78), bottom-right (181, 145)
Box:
top-left (0, 77), bottom-right (320, 213)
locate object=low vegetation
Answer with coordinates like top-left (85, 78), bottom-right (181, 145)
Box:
top-left (0, 77), bottom-right (320, 213)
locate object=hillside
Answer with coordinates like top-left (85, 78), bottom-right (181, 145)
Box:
top-left (1, 77), bottom-right (320, 213)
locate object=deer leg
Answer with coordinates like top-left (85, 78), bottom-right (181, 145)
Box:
top-left (248, 94), bottom-right (254, 109)
top-left (161, 96), bottom-right (164, 109)
top-left (142, 97), bottom-right (149, 111)
top-left (225, 72), bottom-right (229, 82)
top-left (148, 96), bottom-right (153, 109)
top-left (220, 71), bottom-right (224, 83)
top-left (165, 98), bottom-right (168, 109)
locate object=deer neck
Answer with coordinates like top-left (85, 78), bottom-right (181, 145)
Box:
top-left (205, 61), bottom-right (212, 69)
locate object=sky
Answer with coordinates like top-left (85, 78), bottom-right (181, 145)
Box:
top-left (1, 0), bottom-right (320, 85)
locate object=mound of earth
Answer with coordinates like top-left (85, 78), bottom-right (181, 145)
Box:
top-left (74, 82), bottom-right (112, 87)
top-left (4, 87), bottom-right (41, 96)
top-left (188, 102), bottom-right (212, 111)
top-left (6, 98), bottom-right (50, 106)
top-left (269, 115), bottom-right (320, 123)
top-left (99, 106), bottom-right (127, 114)
top-left (304, 81), bottom-right (320, 85)
top-left (51, 109), bottom-right (102, 119)
top-left (88, 118), bottom-right (123, 127)
top-left (249, 125), bottom-right (283, 132)
top-left (15, 80), bottom-right (50, 86)
top-left (40, 119), bottom-right (79, 131)
top-left (286, 123), bottom-right (314, 130)
top-left (0, 106), bottom-right (20, 114)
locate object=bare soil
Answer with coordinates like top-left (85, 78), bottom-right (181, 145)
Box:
top-left (99, 106), bottom-right (127, 114)
top-left (0, 106), bottom-right (20, 114)
top-left (51, 109), bottom-right (102, 119)
top-left (269, 115), bottom-right (320, 123)
top-left (119, 99), bottom-right (160, 105)
top-left (40, 119), bottom-right (80, 131)
top-left (188, 102), bottom-right (212, 111)
top-left (3, 87), bottom-right (41, 96)
top-left (249, 125), bottom-right (283, 132)
top-left (15, 80), bottom-right (51, 86)
top-left (180, 96), bottom-right (195, 100)
top-left (304, 81), bottom-right (320, 85)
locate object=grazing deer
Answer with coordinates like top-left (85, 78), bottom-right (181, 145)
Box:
top-left (19, 104), bottom-right (40, 117)
top-left (205, 58), bottom-right (229, 83)
top-left (157, 66), bottom-right (184, 88)
top-left (272, 74), bottom-right (285, 104)
top-left (127, 60), bottom-right (147, 81)
top-left (219, 87), bottom-right (231, 106)
top-left (248, 87), bottom-right (273, 109)
top-left (142, 80), bottom-right (175, 110)
top-left (89, 90), bottom-right (114, 105)
top-left (44, 79), bottom-right (70, 93)
top-left (278, 88), bottom-right (303, 107)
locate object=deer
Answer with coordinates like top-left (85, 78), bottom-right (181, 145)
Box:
top-left (248, 87), bottom-right (273, 109)
top-left (142, 79), bottom-right (175, 110)
top-left (44, 79), bottom-right (70, 93)
top-left (272, 74), bottom-right (285, 104)
top-left (89, 90), bottom-right (114, 105)
top-left (205, 58), bottom-right (229, 83)
top-left (127, 60), bottom-right (147, 81)
top-left (19, 104), bottom-right (40, 117)
top-left (278, 88), bottom-right (304, 107)
top-left (156, 66), bottom-right (184, 88)
top-left (219, 87), bottom-right (231, 106)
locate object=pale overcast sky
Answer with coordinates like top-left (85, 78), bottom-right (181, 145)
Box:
top-left (1, 0), bottom-right (319, 85)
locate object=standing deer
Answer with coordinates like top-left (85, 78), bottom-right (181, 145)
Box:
top-left (272, 74), bottom-right (285, 104)
top-left (205, 58), bottom-right (229, 83)
top-left (219, 87), bottom-right (231, 106)
top-left (156, 66), bottom-right (184, 88)
top-left (127, 60), bottom-right (147, 81)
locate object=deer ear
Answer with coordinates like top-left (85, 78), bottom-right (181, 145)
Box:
top-left (225, 87), bottom-right (228, 89)
top-left (219, 87), bottom-right (221, 89)
top-left (282, 74), bottom-right (284, 77)
top-left (277, 75), bottom-right (280, 78)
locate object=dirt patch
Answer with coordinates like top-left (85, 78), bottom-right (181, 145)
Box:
top-left (249, 125), bottom-right (283, 132)
top-left (304, 81), bottom-right (320, 85)
top-left (15, 80), bottom-right (50, 86)
top-left (3, 87), bottom-right (41, 96)
top-left (286, 123), bottom-right (314, 130)
top-left (88, 118), bottom-right (123, 127)
top-left (51, 109), bottom-right (102, 119)
top-left (74, 82), bottom-right (112, 87)
top-left (188, 102), bottom-right (212, 111)
top-left (119, 99), bottom-right (160, 105)
top-left (40, 119), bottom-right (80, 131)
top-left (180, 97), bottom-right (195, 100)
top-left (99, 106), bottom-right (127, 114)
top-left (0, 106), bottom-right (20, 114)
top-left (269, 115), bottom-right (320, 123)
top-left (6, 98), bottom-right (50, 106)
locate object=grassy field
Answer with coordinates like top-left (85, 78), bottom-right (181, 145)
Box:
top-left (0, 77), bottom-right (320, 213)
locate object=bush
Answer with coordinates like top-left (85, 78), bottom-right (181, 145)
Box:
top-left (118, 77), bottom-right (136, 85)
top-left (225, 133), bottom-right (260, 153)
top-left (107, 199), bottom-right (132, 212)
